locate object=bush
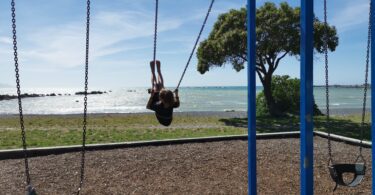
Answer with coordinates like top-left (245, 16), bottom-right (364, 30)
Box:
top-left (256, 92), bottom-right (269, 116)
top-left (256, 75), bottom-right (322, 116)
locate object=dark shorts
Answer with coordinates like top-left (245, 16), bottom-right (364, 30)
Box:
top-left (151, 91), bottom-right (160, 104)
top-left (156, 114), bottom-right (172, 126)
top-left (149, 92), bottom-right (173, 126)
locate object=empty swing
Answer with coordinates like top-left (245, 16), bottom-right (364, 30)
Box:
top-left (323, 0), bottom-right (371, 191)
top-left (10, 0), bottom-right (91, 194)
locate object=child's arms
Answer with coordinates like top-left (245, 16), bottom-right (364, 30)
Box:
top-left (173, 89), bottom-right (180, 108)
top-left (146, 91), bottom-right (156, 110)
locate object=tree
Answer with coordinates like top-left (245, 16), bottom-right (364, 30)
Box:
top-left (197, 2), bottom-right (338, 116)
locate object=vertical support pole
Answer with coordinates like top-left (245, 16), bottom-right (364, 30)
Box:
top-left (300, 0), bottom-right (314, 194)
top-left (247, 0), bottom-right (256, 194)
top-left (371, 0), bottom-right (375, 193)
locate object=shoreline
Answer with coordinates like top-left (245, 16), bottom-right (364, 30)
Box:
top-left (0, 108), bottom-right (370, 118)
top-left (0, 111), bottom-right (248, 118)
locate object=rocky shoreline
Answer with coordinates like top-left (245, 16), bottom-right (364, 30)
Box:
top-left (0, 93), bottom-right (43, 101)
top-left (75, 91), bottom-right (107, 95)
top-left (0, 91), bottom-right (109, 101)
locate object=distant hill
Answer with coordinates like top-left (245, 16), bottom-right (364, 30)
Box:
top-left (315, 84), bottom-right (371, 88)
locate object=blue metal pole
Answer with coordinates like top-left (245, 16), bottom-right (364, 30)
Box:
top-left (247, 0), bottom-right (256, 194)
top-left (300, 0), bottom-right (314, 194)
top-left (371, 0), bottom-right (375, 193)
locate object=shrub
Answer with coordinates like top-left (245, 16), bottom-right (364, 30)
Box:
top-left (256, 75), bottom-right (322, 116)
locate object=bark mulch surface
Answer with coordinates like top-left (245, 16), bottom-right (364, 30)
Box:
top-left (0, 137), bottom-right (371, 194)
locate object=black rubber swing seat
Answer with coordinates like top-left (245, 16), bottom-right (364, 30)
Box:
top-left (328, 163), bottom-right (366, 190)
top-left (26, 185), bottom-right (37, 195)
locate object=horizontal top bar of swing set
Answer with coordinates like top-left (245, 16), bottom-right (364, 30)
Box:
top-left (0, 131), bottom-right (371, 160)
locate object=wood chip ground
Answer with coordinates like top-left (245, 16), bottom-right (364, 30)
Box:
top-left (0, 137), bottom-right (371, 194)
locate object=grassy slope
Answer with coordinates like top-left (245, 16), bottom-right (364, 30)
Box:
top-left (0, 113), bottom-right (370, 149)
top-left (0, 114), bottom-right (246, 149)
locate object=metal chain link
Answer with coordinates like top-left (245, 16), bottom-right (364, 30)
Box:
top-left (77, 0), bottom-right (90, 194)
top-left (323, 0), bottom-right (333, 165)
top-left (152, 0), bottom-right (158, 66)
top-left (359, 0), bottom-right (372, 158)
top-left (176, 0), bottom-right (215, 90)
top-left (11, 0), bottom-right (31, 186)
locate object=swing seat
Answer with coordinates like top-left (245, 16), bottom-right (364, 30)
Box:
top-left (26, 185), bottom-right (37, 195)
top-left (328, 163), bottom-right (366, 190)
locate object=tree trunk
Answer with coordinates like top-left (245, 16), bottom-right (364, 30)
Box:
top-left (263, 74), bottom-right (281, 116)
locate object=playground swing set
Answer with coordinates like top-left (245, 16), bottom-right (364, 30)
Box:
top-left (7, 0), bottom-right (375, 194)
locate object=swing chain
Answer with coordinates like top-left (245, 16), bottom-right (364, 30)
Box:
top-left (359, 0), bottom-right (372, 156)
top-left (176, 0), bottom-right (215, 90)
top-left (325, 0), bottom-right (371, 164)
top-left (323, 0), bottom-right (333, 163)
top-left (11, 0), bottom-right (31, 186)
top-left (152, 0), bottom-right (214, 89)
top-left (77, 0), bottom-right (90, 194)
top-left (152, 0), bottom-right (158, 66)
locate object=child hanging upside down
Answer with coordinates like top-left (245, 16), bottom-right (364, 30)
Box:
top-left (147, 60), bottom-right (180, 126)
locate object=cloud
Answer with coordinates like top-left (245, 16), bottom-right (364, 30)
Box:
top-left (331, 0), bottom-right (369, 32)
top-left (0, 0), bottom-right (250, 86)
top-left (16, 10), bottom-right (184, 70)
top-left (1, 0), bottom-right (245, 73)
top-left (92, 58), bottom-right (148, 70)
top-left (93, 10), bottom-right (182, 44)
top-left (0, 36), bottom-right (12, 44)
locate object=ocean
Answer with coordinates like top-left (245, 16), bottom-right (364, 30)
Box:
top-left (0, 87), bottom-right (371, 115)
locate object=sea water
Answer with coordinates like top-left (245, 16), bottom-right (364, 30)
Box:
top-left (0, 87), bottom-right (371, 115)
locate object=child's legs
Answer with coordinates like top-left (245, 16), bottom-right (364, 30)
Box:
top-left (150, 61), bottom-right (158, 90)
top-left (156, 61), bottom-right (164, 88)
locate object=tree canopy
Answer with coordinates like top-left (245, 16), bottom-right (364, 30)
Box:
top-left (197, 2), bottom-right (338, 115)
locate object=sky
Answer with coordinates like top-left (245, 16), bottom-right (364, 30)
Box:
top-left (0, 0), bottom-right (371, 88)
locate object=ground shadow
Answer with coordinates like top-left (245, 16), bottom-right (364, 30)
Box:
top-left (219, 115), bottom-right (371, 140)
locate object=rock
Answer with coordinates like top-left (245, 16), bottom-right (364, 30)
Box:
top-left (0, 93), bottom-right (44, 101)
top-left (75, 91), bottom-right (105, 95)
